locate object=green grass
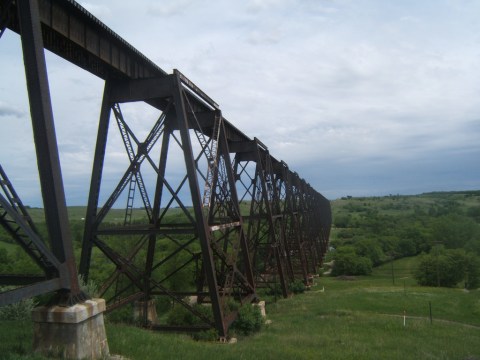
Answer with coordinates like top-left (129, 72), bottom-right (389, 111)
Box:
top-left (2, 259), bottom-right (480, 359)
top-left (0, 241), bottom-right (19, 254)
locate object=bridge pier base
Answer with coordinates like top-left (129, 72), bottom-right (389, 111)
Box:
top-left (32, 298), bottom-right (109, 359)
top-left (133, 299), bottom-right (158, 324)
top-left (253, 300), bottom-right (267, 318)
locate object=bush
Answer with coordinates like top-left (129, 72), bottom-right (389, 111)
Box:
top-left (164, 304), bottom-right (218, 341)
top-left (352, 257), bottom-right (373, 275)
top-left (414, 249), bottom-right (479, 288)
top-left (155, 296), bottom-right (173, 315)
top-left (331, 246), bottom-right (372, 276)
top-left (266, 283), bottom-right (283, 297)
top-left (224, 298), bottom-right (240, 314)
top-left (231, 304), bottom-right (263, 336)
top-left (166, 303), bottom-right (213, 326)
top-left (354, 239), bottom-right (385, 266)
top-left (78, 274), bottom-right (98, 298)
top-left (191, 329), bottom-right (218, 342)
top-left (105, 303), bottom-right (134, 324)
top-left (0, 289), bottom-right (37, 321)
top-left (289, 280), bottom-right (306, 294)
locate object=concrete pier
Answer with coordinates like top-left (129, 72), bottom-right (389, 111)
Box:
top-left (32, 298), bottom-right (109, 359)
top-left (254, 300), bottom-right (267, 318)
top-left (133, 299), bottom-right (158, 324)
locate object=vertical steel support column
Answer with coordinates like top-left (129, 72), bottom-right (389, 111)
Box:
top-left (283, 168), bottom-right (306, 282)
top-left (171, 73), bottom-right (226, 337)
top-left (79, 81), bottom-right (112, 279)
top-left (144, 116), bottom-right (172, 301)
top-left (17, 0), bottom-right (79, 295)
top-left (217, 120), bottom-right (255, 291)
top-left (261, 155), bottom-right (289, 297)
top-left (304, 183), bottom-right (319, 271)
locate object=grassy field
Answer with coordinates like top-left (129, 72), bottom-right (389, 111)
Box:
top-left (1, 257), bottom-right (479, 360)
top-left (2, 192), bottom-right (479, 359)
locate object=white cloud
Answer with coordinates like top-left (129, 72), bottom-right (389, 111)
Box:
top-left (146, 0), bottom-right (194, 17)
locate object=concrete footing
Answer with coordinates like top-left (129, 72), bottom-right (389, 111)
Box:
top-left (254, 300), bottom-right (267, 318)
top-left (133, 299), bottom-right (158, 324)
top-left (32, 298), bottom-right (109, 359)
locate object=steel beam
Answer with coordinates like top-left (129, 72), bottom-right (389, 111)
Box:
top-left (0, 0), bottom-right (82, 306)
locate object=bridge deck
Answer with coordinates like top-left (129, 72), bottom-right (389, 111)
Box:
top-left (3, 0), bottom-right (253, 146)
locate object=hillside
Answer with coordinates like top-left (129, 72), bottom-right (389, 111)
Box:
top-left (328, 191), bottom-right (480, 281)
top-left (2, 260), bottom-right (479, 359)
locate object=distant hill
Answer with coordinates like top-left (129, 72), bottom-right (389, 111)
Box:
top-left (328, 190), bottom-right (480, 281)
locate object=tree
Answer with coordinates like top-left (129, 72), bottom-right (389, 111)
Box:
top-left (354, 239), bottom-right (385, 266)
top-left (414, 249), bottom-right (473, 288)
top-left (464, 253), bottom-right (480, 289)
top-left (333, 214), bottom-right (351, 228)
top-left (396, 238), bottom-right (417, 257)
top-left (430, 215), bottom-right (479, 249)
top-left (331, 246), bottom-right (372, 276)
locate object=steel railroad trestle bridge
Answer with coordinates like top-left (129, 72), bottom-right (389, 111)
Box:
top-left (0, 0), bottom-right (331, 337)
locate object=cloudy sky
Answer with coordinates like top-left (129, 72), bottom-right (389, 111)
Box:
top-left (1, 0), bottom-right (480, 206)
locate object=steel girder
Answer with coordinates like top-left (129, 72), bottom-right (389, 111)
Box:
top-left (79, 71), bottom-right (255, 337)
top-left (0, 0), bottom-right (84, 307)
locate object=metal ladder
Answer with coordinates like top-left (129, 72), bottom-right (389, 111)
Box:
top-left (113, 103), bottom-right (154, 225)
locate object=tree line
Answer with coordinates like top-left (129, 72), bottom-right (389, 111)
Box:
top-left (329, 191), bottom-right (480, 288)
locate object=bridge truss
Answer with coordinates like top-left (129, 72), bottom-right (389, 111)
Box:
top-left (0, 0), bottom-right (331, 337)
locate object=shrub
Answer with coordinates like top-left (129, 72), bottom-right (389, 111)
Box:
top-left (414, 249), bottom-right (478, 288)
top-left (231, 304), bottom-right (263, 336)
top-left (0, 288), bottom-right (37, 321)
top-left (155, 296), bottom-right (173, 315)
top-left (266, 283), bottom-right (283, 297)
top-left (191, 329), bottom-right (218, 342)
top-left (289, 280), bottom-right (306, 294)
top-left (165, 304), bottom-right (217, 341)
top-left (105, 304), bottom-right (134, 324)
top-left (224, 298), bottom-right (240, 314)
top-left (331, 246), bottom-right (372, 276)
top-left (354, 239), bottom-right (385, 266)
top-left (166, 303), bottom-right (213, 326)
top-left (167, 305), bottom-right (197, 326)
top-left (78, 274), bottom-right (98, 298)
top-left (353, 257), bottom-right (373, 275)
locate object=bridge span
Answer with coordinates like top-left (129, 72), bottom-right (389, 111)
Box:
top-left (0, 0), bottom-right (331, 337)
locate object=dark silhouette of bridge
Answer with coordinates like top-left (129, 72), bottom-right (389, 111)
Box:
top-left (0, 0), bottom-right (331, 337)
